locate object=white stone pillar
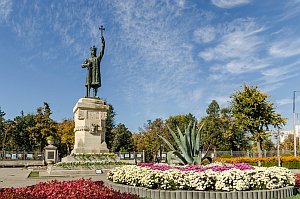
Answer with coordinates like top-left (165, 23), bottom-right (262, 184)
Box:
top-left (72, 98), bottom-right (109, 154)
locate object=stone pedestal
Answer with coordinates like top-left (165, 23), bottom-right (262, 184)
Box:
top-left (71, 98), bottom-right (109, 154)
top-left (44, 144), bottom-right (58, 164)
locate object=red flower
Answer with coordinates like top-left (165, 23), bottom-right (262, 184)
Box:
top-left (0, 178), bottom-right (138, 199)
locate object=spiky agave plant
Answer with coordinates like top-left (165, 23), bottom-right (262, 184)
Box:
top-left (159, 122), bottom-right (212, 165)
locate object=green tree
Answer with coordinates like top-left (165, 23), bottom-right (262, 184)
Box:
top-left (230, 85), bottom-right (286, 157)
top-left (280, 134), bottom-right (297, 151)
top-left (111, 123), bottom-right (133, 152)
top-left (28, 102), bottom-right (57, 152)
top-left (0, 107), bottom-right (6, 150)
top-left (105, 103), bottom-right (116, 150)
top-left (131, 132), bottom-right (145, 152)
top-left (206, 100), bottom-right (220, 116)
top-left (141, 118), bottom-right (165, 162)
top-left (165, 113), bottom-right (197, 149)
top-left (57, 119), bottom-right (75, 156)
top-left (2, 120), bottom-right (16, 150)
top-left (220, 107), bottom-right (249, 151)
top-left (13, 111), bottom-right (36, 151)
top-left (200, 100), bottom-right (224, 150)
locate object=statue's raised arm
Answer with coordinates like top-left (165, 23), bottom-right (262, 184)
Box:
top-left (98, 25), bottom-right (105, 61)
top-left (98, 36), bottom-right (105, 60)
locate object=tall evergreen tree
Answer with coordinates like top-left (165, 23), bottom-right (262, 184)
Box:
top-left (0, 107), bottom-right (6, 150)
top-left (28, 102), bottom-right (57, 152)
top-left (105, 103), bottom-right (116, 150)
top-left (111, 123), bottom-right (133, 152)
top-left (201, 100), bottom-right (225, 150)
top-left (13, 111), bottom-right (36, 151)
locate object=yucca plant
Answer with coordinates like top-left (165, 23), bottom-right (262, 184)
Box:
top-left (159, 122), bottom-right (212, 165)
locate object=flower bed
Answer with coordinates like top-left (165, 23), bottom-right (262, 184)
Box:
top-left (0, 178), bottom-right (138, 199)
top-left (295, 173), bottom-right (300, 187)
top-left (215, 157), bottom-right (300, 163)
top-left (107, 163), bottom-right (295, 191)
top-left (54, 160), bottom-right (130, 169)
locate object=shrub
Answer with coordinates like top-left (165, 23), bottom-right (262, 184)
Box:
top-left (219, 154), bottom-right (232, 158)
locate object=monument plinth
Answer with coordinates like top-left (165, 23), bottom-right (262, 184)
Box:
top-left (72, 98), bottom-right (109, 154)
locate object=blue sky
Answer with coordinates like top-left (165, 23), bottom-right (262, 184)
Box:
top-left (0, 0), bottom-right (300, 132)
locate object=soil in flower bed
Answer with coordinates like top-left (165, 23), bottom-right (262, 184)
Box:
top-left (0, 178), bottom-right (139, 199)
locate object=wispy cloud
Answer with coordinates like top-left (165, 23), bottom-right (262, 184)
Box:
top-left (199, 18), bottom-right (264, 61)
top-left (0, 0), bottom-right (12, 22)
top-left (260, 60), bottom-right (300, 86)
top-left (269, 38), bottom-right (300, 58)
top-left (199, 18), bottom-right (266, 76)
top-left (280, 0), bottom-right (300, 20)
top-left (194, 26), bottom-right (216, 43)
top-left (109, 1), bottom-right (202, 106)
top-left (211, 0), bottom-right (252, 9)
top-left (276, 98), bottom-right (293, 106)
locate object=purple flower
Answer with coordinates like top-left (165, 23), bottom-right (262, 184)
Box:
top-left (137, 162), bottom-right (254, 172)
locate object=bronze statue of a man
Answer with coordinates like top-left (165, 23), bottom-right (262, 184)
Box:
top-left (82, 27), bottom-right (105, 98)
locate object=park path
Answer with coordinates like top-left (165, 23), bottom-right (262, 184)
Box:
top-left (0, 168), bottom-right (108, 188)
top-left (1, 168), bottom-right (300, 188)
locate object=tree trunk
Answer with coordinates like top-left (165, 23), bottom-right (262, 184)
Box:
top-left (257, 136), bottom-right (263, 167)
top-left (257, 140), bottom-right (262, 157)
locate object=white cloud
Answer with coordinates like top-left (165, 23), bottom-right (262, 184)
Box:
top-left (194, 26), bottom-right (216, 43)
top-left (199, 18), bottom-right (264, 62)
top-left (0, 0), bottom-right (12, 21)
top-left (198, 18), bottom-right (267, 76)
top-left (280, 0), bottom-right (300, 20)
top-left (109, 1), bottom-right (201, 105)
top-left (276, 98), bottom-right (293, 106)
top-left (269, 38), bottom-right (300, 58)
top-left (224, 58), bottom-right (269, 74)
top-left (211, 0), bottom-right (252, 9)
top-left (260, 61), bottom-right (300, 85)
top-left (176, 0), bottom-right (186, 8)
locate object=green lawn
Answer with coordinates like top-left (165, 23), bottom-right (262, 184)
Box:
top-left (27, 171), bottom-right (39, 178)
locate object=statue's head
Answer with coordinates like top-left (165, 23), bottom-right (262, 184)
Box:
top-left (90, 46), bottom-right (97, 57)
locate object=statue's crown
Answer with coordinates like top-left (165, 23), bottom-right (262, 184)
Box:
top-left (90, 45), bottom-right (97, 52)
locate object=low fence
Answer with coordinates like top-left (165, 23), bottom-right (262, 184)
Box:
top-left (0, 151), bottom-right (44, 160)
top-left (114, 150), bottom-right (296, 163)
top-left (105, 180), bottom-right (295, 199)
top-left (0, 151), bottom-right (45, 167)
top-left (215, 150), bottom-right (294, 158)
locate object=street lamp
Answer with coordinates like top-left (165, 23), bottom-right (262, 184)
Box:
top-left (293, 91), bottom-right (300, 157)
top-left (273, 128), bottom-right (282, 166)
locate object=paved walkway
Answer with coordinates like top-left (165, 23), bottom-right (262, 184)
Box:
top-left (1, 168), bottom-right (300, 188)
top-left (0, 168), bottom-right (108, 188)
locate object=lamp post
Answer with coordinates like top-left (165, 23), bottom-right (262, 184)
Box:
top-left (273, 128), bottom-right (282, 166)
top-left (293, 91), bottom-right (300, 157)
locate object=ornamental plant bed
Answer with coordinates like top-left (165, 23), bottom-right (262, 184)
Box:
top-left (0, 178), bottom-right (139, 199)
top-left (54, 161), bottom-right (130, 170)
top-left (214, 157), bottom-right (300, 169)
top-left (295, 173), bottom-right (300, 187)
top-left (107, 163), bottom-right (295, 191)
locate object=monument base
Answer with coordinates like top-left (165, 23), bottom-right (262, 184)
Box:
top-left (72, 97), bottom-right (109, 154)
